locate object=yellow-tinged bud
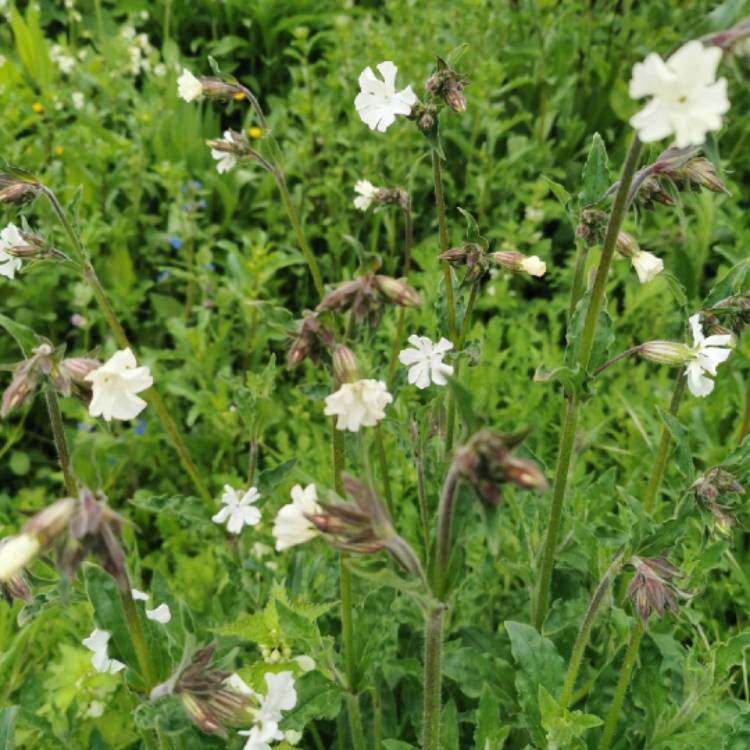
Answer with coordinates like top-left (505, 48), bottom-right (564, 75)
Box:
top-left (638, 341), bottom-right (692, 366)
top-left (0, 535), bottom-right (41, 581)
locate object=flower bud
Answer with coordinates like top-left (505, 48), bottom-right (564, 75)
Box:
top-left (26, 497), bottom-right (77, 545)
top-left (199, 78), bottom-right (245, 101)
top-left (672, 157), bottom-right (728, 194)
top-left (0, 172), bottom-right (42, 205)
top-left (445, 86), bottom-right (467, 113)
top-left (626, 556), bottom-right (689, 626)
top-left (440, 247), bottom-right (470, 264)
top-left (373, 275), bottom-right (422, 307)
top-left (616, 232), bottom-right (640, 259)
top-left (59, 357), bottom-right (101, 384)
top-left (638, 341), bottom-right (692, 366)
top-left (1, 368), bottom-right (40, 418)
top-left (332, 346), bottom-right (361, 384)
top-left (1, 566), bottom-right (32, 605)
top-left (0, 535), bottom-right (41, 582)
top-left (491, 251), bottom-right (546, 277)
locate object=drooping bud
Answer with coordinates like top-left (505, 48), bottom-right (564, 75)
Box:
top-left (425, 58), bottom-right (469, 113)
top-left (626, 556), bottom-right (689, 627)
top-left (638, 341), bottom-right (693, 366)
top-left (0, 170), bottom-right (42, 205)
top-left (490, 251), bottom-right (547, 278)
top-left (197, 78), bottom-right (245, 101)
top-left (332, 346), bottom-right (361, 384)
top-left (59, 357), bottom-right (101, 385)
top-left (373, 275), bottom-right (422, 307)
top-left (286, 311), bottom-right (335, 369)
top-left (615, 232), bottom-right (640, 259)
top-left (452, 428), bottom-right (547, 507)
top-left (669, 157), bottom-right (729, 195)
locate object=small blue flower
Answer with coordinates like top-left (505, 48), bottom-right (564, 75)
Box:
top-left (191, 179), bottom-right (203, 190)
top-left (168, 236), bottom-right (183, 250)
top-left (156, 270), bottom-right (171, 282)
top-left (203, 262), bottom-right (216, 272)
top-left (76, 422), bottom-right (93, 432)
top-left (133, 419), bottom-right (147, 436)
top-left (107, 456), bottom-right (118, 466)
top-left (196, 199), bottom-right (207, 209)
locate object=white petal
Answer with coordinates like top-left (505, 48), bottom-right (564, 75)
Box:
top-left (145, 603), bottom-right (171, 624)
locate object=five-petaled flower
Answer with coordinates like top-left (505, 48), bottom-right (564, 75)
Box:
top-left (82, 628), bottom-right (126, 674)
top-left (324, 379), bottom-right (393, 432)
top-left (85, 348), bottom-right (153, 422)
top-left (0, 223), bottom-right (25, 279)
top-left (398, 335), bottom-right (454, 389)
top-left (210, 129), bottom-right (243, 174)
top-left (212, 485), bottom-right (262, 534)
top-left (631, 249), bottom-right (664, 283)
top-left (629, 40), bottom-right (730, 148)
top-left (353, 179), bottom-right (380, 211)
top-left (355, 61), bottom-right (418, 133)
top-left (685, 313), bottom-right (733, 397)
top-left (177, 68), bottom-right (203, 102)
top-left (272, 483), bottom-right (321, 551)
top-left (238, 671), bottom-right (297, 750)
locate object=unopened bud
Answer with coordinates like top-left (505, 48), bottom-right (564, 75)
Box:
top-left (26, 497), bottom-right (76, 545)
top-left (445, 86), bottom-right (467, 113)
top-left (1, 370), bottom-right (40, 417)
top-left (199, 78), bottom-right (244, 101)
top-left (0, 172), bottom-right (42, 205)
top-left (374, 275), bottom-right (422, 307)
top-left (418, 112), bottom-right (435, 131)
top-left (60, 357), bottom-right (101, 384)
top-left (491, 251), bottom-right (547, 277)
top-left (616, 232), bottom-right (640, 259)
top-left (638, 341), bottom-right (692, 366)
top-left (0, 535), bottom-right (41, 582)
top-left (332, 346), bottom-right (360, 384)
top-left (440, 247), bottom-right (469, 264)
top-left (674, 157), bottom-right (728, 194)
top-left (2, 568), bottom-right (32, 605)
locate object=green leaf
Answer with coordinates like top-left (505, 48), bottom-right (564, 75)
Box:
top-left (657, 407), bottom-right (694, 482)
top-left (447, 376), bottom-right (481, 434)
top-left (457, 206), bottom-right (482, 244)
top-left (703, 258), bottom-right (750, 308)
top-left (0, 314), bottom-right (47, 357)
top-left (505, 621), bottom-right (565, 745)
top-left (258, 459), bottom-right (297, 494)
top-left (440, 699), bottom-right (459, 750)
top-left (565, 290), bottom-right (614, 374)
top-left (280, 671), bottom-right (343, 731)
top-left (0, 706), bottom-right (18, 750)
top-left (539, 685), bottom-right (602, 749)
top-left (579, 133), bottom-right (610, 207)
top-left (533, 364), bottom-right (585, 397)
top-left (134, 695), bottom-right (192, 736)
top-left (542, 176), bottom-right (572, 210)
top-left (474, 683), bottom-right (510, 750)
top-left (383, 742), bottom-right (418, 750)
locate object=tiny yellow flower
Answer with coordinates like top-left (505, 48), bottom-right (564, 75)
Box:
top-left (247, 126), bottom-right (263, 139)
top-left (32, 102), bottom-right (44, 114)
top-left (54, 146), bottom-right (64, 156)
top-left (233, 91), bottom-right (246, 101)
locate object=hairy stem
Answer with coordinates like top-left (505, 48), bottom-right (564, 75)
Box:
top-left (597, 622), bottom-right (644, 750)
top-left (568, 239), bottom-right (591, 320)
top-left (43, 188), bottom-right (212, 506)
top-left (643, 373), bottom-right (686, 514)
top-left (422, 606), bottom-right (445, 750)
top-left (533, 135), bottom-right (643, 629)
top-left (432, 152), bottom-right (457, 343)
top-left (44, 388), bottom-right (77, 497)
top-left (434, 464), bottom-right (461, 600)
top-left (559, 552), bottom-right (625, 707)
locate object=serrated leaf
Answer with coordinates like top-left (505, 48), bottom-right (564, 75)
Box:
top-left (579, 133), bottom-right (610, 207)
top-left (212, 612), bottom-right (272, 643)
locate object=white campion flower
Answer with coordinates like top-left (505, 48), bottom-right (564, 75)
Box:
top-left (85, 348), bottom-right (153, 422)
top-left (0, 535), bottom-right (40, 581)
top-left (631, 250), bottom-right (664, 283)
top-left (131, 589), bottom-right (172, 624)
top-left (684, 313), bottom-right (733, 397)
top-left (256, 671), bottom-right (297, 728)
top-left (82, 629), bottom-right (126, 674)
top-left (210, 130), bottom-right (242, 174)
top-left (177, 68), bottom-right (203, 102)
top-left (399, 335), bottom-right (454, 389)
top-left (355, 61), bottom-right (418, 132)
top-left (0, 223), bottom-right (25, 280)
top-left (324, 379), bottom-right (393, 431)
top-left (272, 483), bottom-right (321, 551)
top-left (519, 255), bottom-right (546, 277)
top-left (239, 723), bottom-right (283, 750)
top-left (629, 40), bottom-right (730, 148)
top-left (353, 179), bottom-right (380, 211)
top-left (212, 485), bottom-right (261, 534)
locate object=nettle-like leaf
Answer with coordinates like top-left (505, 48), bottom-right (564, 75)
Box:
top-left (539, 685), bottom-right (602, 750)
top-left (579, 132), bottom-right (610, 208)
top-left (505, 621), bottom-right (565, 745)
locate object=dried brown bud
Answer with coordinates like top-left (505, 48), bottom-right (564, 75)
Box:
top-left (670, 158), bottom-right (728, 195)
top-left (634, 175), bottom-right (674, 209)
top-left (425, 62), bottom-right (469, 113)
top-left (453, 429), bottom-right (547, 507)
top-left (626, 556), bottom-right (689, 626)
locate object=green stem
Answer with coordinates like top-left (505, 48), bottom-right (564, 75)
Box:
top-left (117, 581), bottom-right (157, 688)
top-left (274, 170), bottom-right (325, 299)
top-left (597, 622), bottom-right (644, 750)
top-left (386, 206), bottom-right (414, 386)
top-left (568, 238), bottom-right (590, 320)
top-left (559, 552), bottom-right (625, 708)
top-left (445, 281), bottom-right (481, 452)
top-left (411, 422), bottom-right (431, 561)
top-left (432, 152), bottom-right (457, 343)
top-left (738, 371), bottom-right (750, 444)
top-left (43, 188), bottom-right (212, 507)
top-left (533, 136), bottom-right (643, 630)
top-left (643, 373), bottom-right (686, 514)
top-left (332, 421), bottom-right (365, 750)
top-left (373, 425), bottom-right (394, 515)
top-left (434, 464), bottom-right (461, 600)
top-left (422, 606), bottom-right (445, 750)
top-left (44, 388), bottom-right (77, 497)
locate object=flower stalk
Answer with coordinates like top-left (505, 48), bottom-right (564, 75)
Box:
top-left (44, 387), bottom-right (77, 498)
top-left (432, 152), bottom-right (457, 343)
top-left (533, 135), bottom-right (643, 630)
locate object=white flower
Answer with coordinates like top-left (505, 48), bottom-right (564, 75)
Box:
top-left (212, 485), bottom-right (261, 534)
top-left (153, 63), bottom-right (167, 78)
top-left (293, 655), bottom-right (315, 672)
top-left (211, 129), bottom-right (242, 174)
top-left (72, 91), bottom-right (85, 110)
top-left (131, 589), bottom-right (172, 623)
top-left (631, 250), bottom-right (664, 283)
top-left (0, 534), bottom-right (40, 581)
top-left (85, 348), bottom-right (153, 421)
top-left (239, 723), bottom-right (283, 750)
top-left (629, 40), bottom-right (730, 148)
top-left (50, 44), bottom-right (75, 74)
top-left (324, 379), bottom-right (393, 431)
top-left (177, 68), bottom-right (203, 102)
top-left (519, 255), bottom-right (546, 277)
top-left (0, 223), bottom-right (25, 280)
top-left (353, 179), bottom-right (380, 211)
top-left (131, 588), bottom-right (149, 601)
top-left (355, 61), bottom-right (418, 132)
top-left (272, 484), bottom-right (321, 551)
top-left (398, 335), bottom-right (454, 389)
top-left (82, 629), bottom-right (125, 674)
top-left (684, 313), bottom-right (733, 397)
top-left (257, 671), bottom-right (297, 727)
top-left (225, 673), bottom-right (258, 698)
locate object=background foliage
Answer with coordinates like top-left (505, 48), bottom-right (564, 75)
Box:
top-left (1, 0), bottom-right (750, 748)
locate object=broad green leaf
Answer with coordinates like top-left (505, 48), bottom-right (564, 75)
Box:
top-left (703, 258), bottom-right (750, 308)
top-left (280, 671), bottom-right (343, 731)
top-left (579, 133), bottom-right (610, 207)
top-left (542, 176), bottom-right (572, 210)
top-left (539, 685), bottom-right (602, 749)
